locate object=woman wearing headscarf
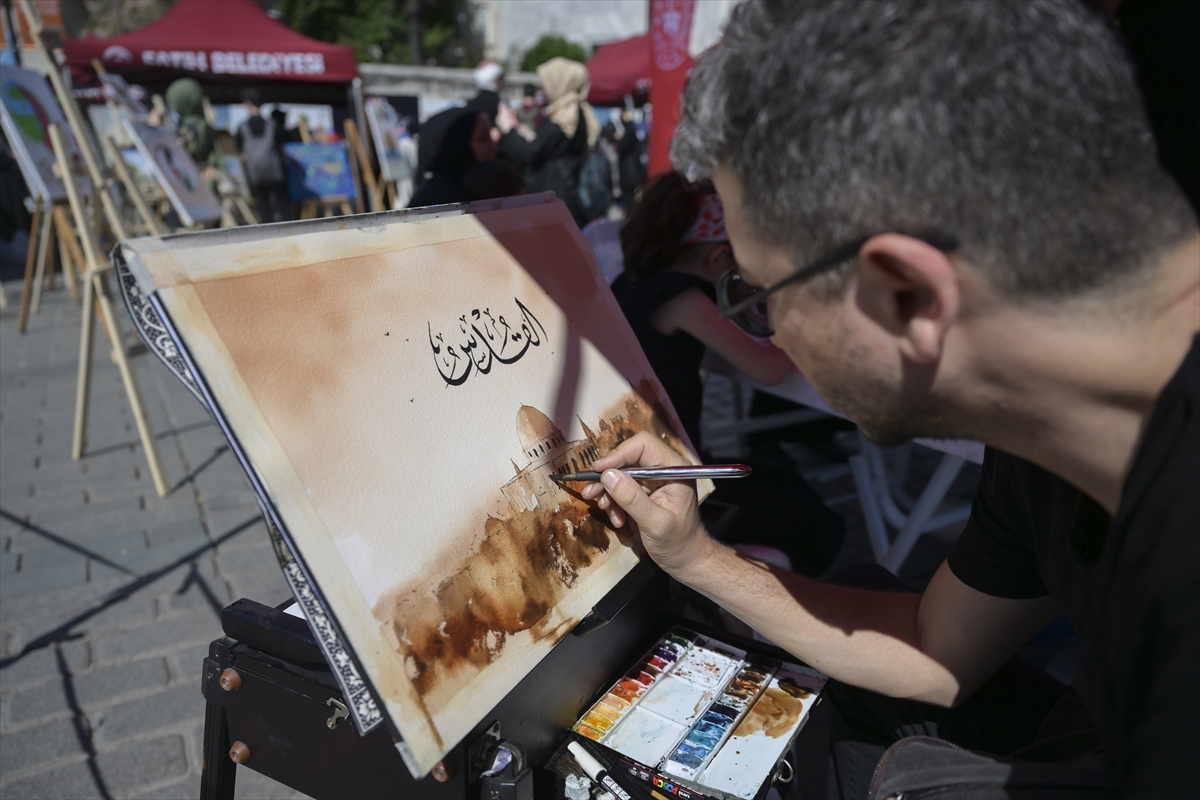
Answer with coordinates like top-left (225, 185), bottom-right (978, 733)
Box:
top-left (497, 57), bottom-right (601, 227)
top-left (164, 78), bottom-right (221, 177)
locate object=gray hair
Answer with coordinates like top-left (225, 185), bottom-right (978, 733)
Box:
top-left (671, 0), bottom-right (1197, 300)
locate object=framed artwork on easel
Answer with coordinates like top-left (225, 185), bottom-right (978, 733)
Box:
top-left (122, 117), bottom-right (223, 228)
top-left (0, 64), bottom-right (89, 202)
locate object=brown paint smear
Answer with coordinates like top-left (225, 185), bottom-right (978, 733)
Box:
top-left (732, 679), bottom-right (813, 739)
top-left (373, 383), bottom-right (687, 713)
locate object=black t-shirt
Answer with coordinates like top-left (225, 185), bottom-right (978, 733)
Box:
top-left (610, 270), bottom-right (713, 449)
top-left (947, 334), bottom-right (1199, 798)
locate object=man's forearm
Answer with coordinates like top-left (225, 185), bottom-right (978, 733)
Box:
top-left (674, 542), bottom-right (960, 705)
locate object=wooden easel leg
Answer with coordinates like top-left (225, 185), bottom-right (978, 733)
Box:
top-left (55, 207), bottom-right (87, 304)
top-left (54, 208), bottom-right (81, 303)
top-left (94, 274), bottom-right (169, 497)
top-left (30, 204), bottom-right (55, 315)
top-left (72, 271), bottom-right (97, 460)
top-left (234, 196), bottom-right (259, 225)
top-left (17, 201), bottom-right (43, 333)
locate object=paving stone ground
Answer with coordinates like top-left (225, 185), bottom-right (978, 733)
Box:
top-left (1, 282), bottom-right (305, 799)
top-left (0, 278), bottom-right (984, 800)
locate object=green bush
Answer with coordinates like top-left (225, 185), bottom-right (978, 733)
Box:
top-left (520, 35), bottom-right (589, 73)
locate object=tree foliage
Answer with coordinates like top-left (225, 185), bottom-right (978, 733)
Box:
top-left (278, 0), bottom-right (482, 67)
top-left (520, 35), bottom-right (589, 73)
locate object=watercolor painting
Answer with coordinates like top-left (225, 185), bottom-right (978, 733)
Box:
top-left (115, 195), bottom-right (698, 777)
top-left (284, 141), bottom-right (356, 202)
top-left (122, 119), bottom-right (222, 227)
top-left (365, 96), bottom-right (414, 183)
top-left (0, 64), bottom-right (88, 202)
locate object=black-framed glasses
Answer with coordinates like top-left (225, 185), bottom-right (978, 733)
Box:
top-left (717, 233), bottom-right (961, 337)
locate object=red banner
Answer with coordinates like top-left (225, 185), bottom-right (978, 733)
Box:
top-left (648, 0), bottom-right (695, 177)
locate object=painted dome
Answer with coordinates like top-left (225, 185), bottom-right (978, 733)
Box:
top-left (516, 406), bottom-right (565, 460)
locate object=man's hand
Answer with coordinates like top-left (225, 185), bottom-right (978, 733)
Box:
top-left (581, 432), bottom-right (721, 577)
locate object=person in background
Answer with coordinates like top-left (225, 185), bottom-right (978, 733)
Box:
top-left (164, 78), bottom-right (220, 184)
top-left (617, 110), bottom-right (647, 210)
top-left (408, 107), bottom-right (515, 208)
top-left (417, 60), bottom-right (506, 190)
top-left (516, 82), bottom-right (542, 130)
top-left (611, 172), bottom-right (844, 574)
top-left (496, 57), bottom-right (600, 227)
top-left (236, 89), bottom-right (288, 223)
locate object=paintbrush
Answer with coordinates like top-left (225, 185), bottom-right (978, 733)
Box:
top-left (550, 464), bottom-right (751, 482)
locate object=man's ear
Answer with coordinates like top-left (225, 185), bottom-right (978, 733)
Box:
top-left (855, 234), bottom-right (960, 364)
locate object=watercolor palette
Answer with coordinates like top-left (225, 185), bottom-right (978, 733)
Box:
top-left (570, 627), bottom-right (827, 799)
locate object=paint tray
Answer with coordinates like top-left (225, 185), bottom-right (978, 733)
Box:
top-left (556, 625), bottom-right (828, 800)
top-left (113, 194), bottom-right (708, 778)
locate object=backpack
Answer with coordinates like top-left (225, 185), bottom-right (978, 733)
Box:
top-left (576, 147), bottom-right (613, 223)
top-left (241, 117), bottom-right (284, 186)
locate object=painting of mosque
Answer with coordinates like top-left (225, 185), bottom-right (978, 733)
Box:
top-left (115, 194), bottom-right (698, 778)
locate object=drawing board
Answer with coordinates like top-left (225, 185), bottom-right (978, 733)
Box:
top-left (284, 141), bottom-right (356, 202)
top-left (122, 118), bottom-right (222, 228)
top-left (0, 64), bottom-right (88, 202)
top-left (114, 194), bottom-right (702, 778)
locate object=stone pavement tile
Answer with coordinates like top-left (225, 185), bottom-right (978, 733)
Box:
top-left (225, 565), bottom-right (294, 608)
top-left (19, 530), bottom-right (147, 569)
top-left (6, 656), bottom-right (169, 726)
top-left (0, 756), bottom-right (105, 800)
top-left (0, 558), bottom-right (87, 598)
top-left (204, 510), bottom-right (266, 544)
top-left (145, 518), bottom-right (207, 547)
top-left (160, 573), bottom-right (233, 616)
top-left (0, 731), bottom-right (191, 799)
top-left (96, 607), bottom-right (222, 665)
top-left (0, 716), bottom-right (83, 776)
top-left (29, 494), bottom-right (151, 528)
top-left (0, 573), bottom-right (132, 628)
top-left (0, 639), bottom-right (91, 690)
top-left (9, 593), bottom-right (157, 653)
top-left (91, 683), bottom-right (201, 748)
top-left (90, 538), bottom-right (217, 581)
top-left (170, 641), bottom-right (216, 684)
top-left (216, 542), bottom-right (285, 576)
top-left (1, 551), bottom-right (17, 574)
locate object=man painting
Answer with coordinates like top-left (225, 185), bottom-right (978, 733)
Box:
top-left (582, 2), bottom-right (1198, 797)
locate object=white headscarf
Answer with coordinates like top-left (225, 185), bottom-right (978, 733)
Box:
top-left (536, 57), bottom-right (601, 148)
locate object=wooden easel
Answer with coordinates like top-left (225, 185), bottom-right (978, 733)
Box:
top-left (17, 196), bottom-right (84, 331)
top-left (20, 0), bottom-right (169, 496)
top-left (345, 119), bottom-right (384, 212)
top-left (51, 125), bottom-right (168, 497)
top-left (299, 194), bottom-right (354, 219)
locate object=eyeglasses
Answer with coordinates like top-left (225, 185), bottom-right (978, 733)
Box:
top-left (717, 233), bottom-right (960, 337)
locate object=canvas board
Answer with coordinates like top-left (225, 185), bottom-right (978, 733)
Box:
top-left (365, 96), bottom-right (414, 182)
top-left (0, 64), bottom-right (89, 202)
top-left (284, 141), bottom-right (356, 202)
top-left (114, 194), bottom-right (703, 778)
top-left (122, 118), bottom-right (222, 227)
top-left (99, 72), bottom-right (149, 122)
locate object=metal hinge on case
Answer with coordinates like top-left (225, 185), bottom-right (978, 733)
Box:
top-left (326, 697), bottom-right (349, 729)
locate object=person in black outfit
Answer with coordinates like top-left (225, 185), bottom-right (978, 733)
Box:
top-left (580, 2), bottom-right (1199, 798)
top-left (497, 57), bottom-right (600, 227)
top-left (415, 61), bottom-right (505, 192)
top-left (408, 108), bottom-right (522, 208)
top-left (611, 172), bottom-right (844, 576)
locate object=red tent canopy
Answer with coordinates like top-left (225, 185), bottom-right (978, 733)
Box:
top-left (64, 0), bottom-right (356, 101)
top-left (587, 35), bottom-right (655, 106)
